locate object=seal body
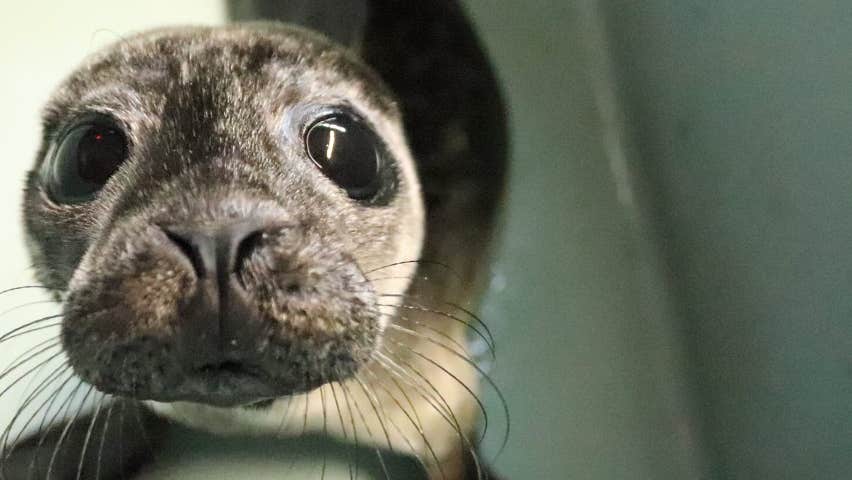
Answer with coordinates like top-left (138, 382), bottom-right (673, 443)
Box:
top-left (15, 21), bottom-right (504, 480)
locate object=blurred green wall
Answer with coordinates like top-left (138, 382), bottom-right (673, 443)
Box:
top-left (467, 1), bottom-right (703, 478)
top-left (604, 1), bottom-right (852, 479)
top-left (470, 0), bottom-right (852, 478)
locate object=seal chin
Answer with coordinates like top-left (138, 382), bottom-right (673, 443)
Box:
top-left (93, 358), bottom-right (327, 408)
top-left (132, 362), bottom-right (282, 408)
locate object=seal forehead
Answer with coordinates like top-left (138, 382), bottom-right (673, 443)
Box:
top-left (43, 24), bottom-right (397, 128)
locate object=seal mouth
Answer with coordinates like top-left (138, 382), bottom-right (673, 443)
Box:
top-left (195, 360), bottom-right (268, 379)
top-left (191, 360), bottom-right (276, 400)
top-left (165, 361), bottom-right (281, 407)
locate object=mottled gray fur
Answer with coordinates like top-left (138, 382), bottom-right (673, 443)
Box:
top-left (16, 19), bottom-right (505, 480)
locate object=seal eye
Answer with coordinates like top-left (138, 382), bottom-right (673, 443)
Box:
top-left (43, 117), bottom-right (128, 203)
top-left (305, 114), bottom-right (381, 200)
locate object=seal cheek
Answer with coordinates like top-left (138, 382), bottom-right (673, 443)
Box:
top-left (60, 229), bottom-right (196, 394)
top-left (120, 260), bottom-right (196, 331)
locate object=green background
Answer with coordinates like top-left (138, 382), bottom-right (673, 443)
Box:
top-left (2, 1), bottom-right (851, 478)
top-left (472, 1), bottom-right (852, 478)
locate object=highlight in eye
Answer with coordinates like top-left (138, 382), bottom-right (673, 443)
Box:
top-left (305, 113), bottom-right (382, 200)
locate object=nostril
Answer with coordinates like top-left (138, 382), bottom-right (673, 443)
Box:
top-left (234, 230), bottom-right (264, 273)
top-left (162, 228), bottom-right (209, 277)
top-left (160, 221), bottom-right (278, 282)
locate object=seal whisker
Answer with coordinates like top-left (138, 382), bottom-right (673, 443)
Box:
top-left (393, 315), bottom-right (473, 359)
top-left (23, 376), bottom-right (75, 478)
top-left (0, 337), bottom-right (60, 378)
top-left (75, 392), bottom-right (107, 480)
top-left (26, 376), bottom-right (83, 480)
top-left (360, 262), bottom-right (460, 289)
top-left (389, 337), bottom-right (511, 460)
top-left (364, 275), bottom-right (416, 283)
top-left (94, 399), bottom-right (116, 480)
top-left (274, 395), bottom-right (294, 437)
top-left (373, 348), bottom-right (474, 442)
top-left (339, 379), bottom-right (391, 480)
top-left (384, 322), bottom-right (472, 361)
top-left (0, 300), bottom-right (60, 320)
top-left (0, 286), bottom-right (63, 297)
top-left (366, 300), bottom-right (495, 365)
top-left (371, 365), bottom-right (424, 429)
top-left (129, 400), bottom-right (156, 464)
top-left (319, 384), bottom-right (328, 480)
top-left (282, 390), bottom-right (311, 477)
top-left (0, 361), bottom-right (70, 473)
top-left (116, 398), bottom-right (126, 480)
top-left (363, 259), bottom-right (459, 280)
top-left (327, 379), bottom-right (355, 480)
top-left (376, 352), bottom-right (485, 479)
top-left (375, 298), bottom-right (495, 360)
top-left (0, 344), bottom-right (63, 409)
top-left (377, 295), bottom-right (496, 354)
top-left (0, 359), bottom-right (67, 442)
top-left (0, 326), bottom-right (62, 358)
top-left (370, 353), bottom-right (485, 480)
top-left (0, 314), bottom-right (63, 345)
top-left (360, 304), bottom-right (472, 360)
top-left (382, 339), bottom-right (490, 447)
top-left (371, 351), bottom-right (455, 427)
top-left (353, 375), bottom-right (412, 478)
top-left (336, 378), bottom-right (364, 480)
top-left (362, 367), bottom-right (447, 480)
top-left (302, 388), bottom-right (310, 437)
top-left (351, 374), bottom-right (396, 454)
top-left (46, 383), bottom-right (95, 478)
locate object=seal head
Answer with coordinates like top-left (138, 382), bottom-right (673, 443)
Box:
top-left (24, 24), bottom-right (424, 408)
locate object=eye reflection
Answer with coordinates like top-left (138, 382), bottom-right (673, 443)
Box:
top-left (305, 114), bottom-right (380, 200)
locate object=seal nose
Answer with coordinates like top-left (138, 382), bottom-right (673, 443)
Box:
top-left (161, 220), bottom-right (262, 281)
top-left (160, 220), bottom-right (266, 368)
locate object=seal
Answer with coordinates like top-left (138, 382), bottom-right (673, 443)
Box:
top-left (6, 3), bottom-right (508, 479)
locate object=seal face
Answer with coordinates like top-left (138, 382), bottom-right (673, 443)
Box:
top-left (24, 25), bottom-right (424, 409)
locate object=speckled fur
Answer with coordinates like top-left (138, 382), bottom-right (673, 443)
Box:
top-left (19, 18), bottom-right (505, 480)
top-left (24, 24), bottom-right (423, 415)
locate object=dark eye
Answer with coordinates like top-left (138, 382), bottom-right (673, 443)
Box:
top-left (43, 116), bottom-right (128, 204)
top-left (305, 114), bottom-right (382, 200)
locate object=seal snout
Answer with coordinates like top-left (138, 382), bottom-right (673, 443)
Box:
top-left (61, 209), bottom-right (382, 407)
top-left (159, 219), bottom-right (280, 370)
